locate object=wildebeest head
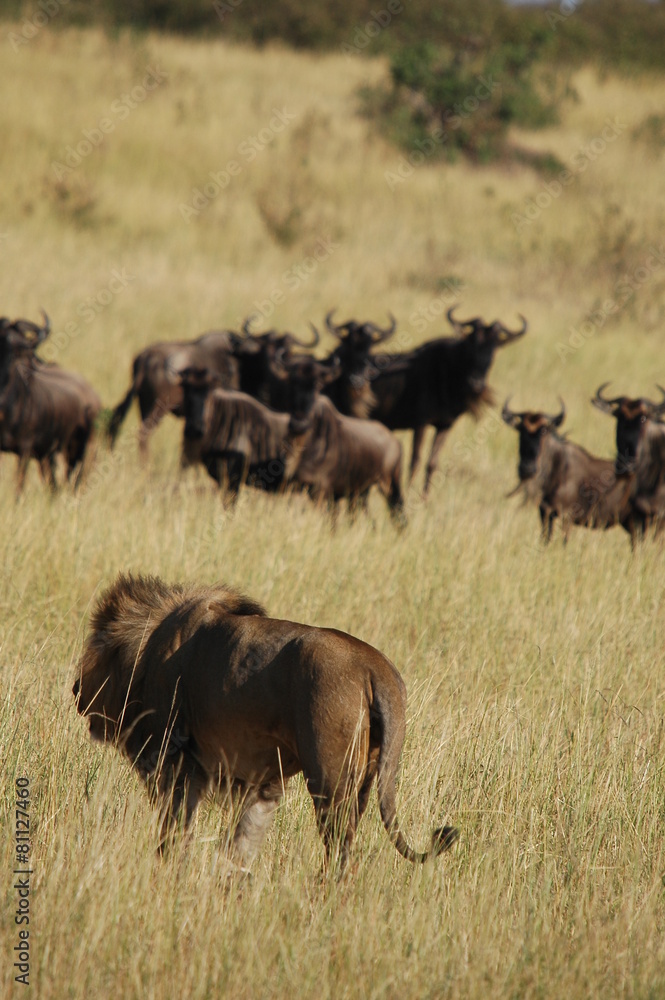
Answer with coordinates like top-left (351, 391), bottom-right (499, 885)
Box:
top-left (234, 316), bottom-right (321, 403)
top-left (179, 366), bottom-right (222, 440)
top-left (238, 314), bottom-right (320, 357)
top-left (323, 308), bottom-right (396, 378)
top-left (448, 306), bottom-right (527, 392)
top-left (271, 355), bottom-right (340, 434)
top-left (0, 310), bottom-right (50, 388)
top-left (592, 383), bottom-right (665, 475)
top-left (502, 398), bottom-right (566, 481)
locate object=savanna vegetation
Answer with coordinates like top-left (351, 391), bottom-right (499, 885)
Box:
top-left (2, 10), bottom-right (665, 999)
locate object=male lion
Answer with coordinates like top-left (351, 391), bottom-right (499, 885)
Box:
top-left (73, 573), bottom-right (458, 871)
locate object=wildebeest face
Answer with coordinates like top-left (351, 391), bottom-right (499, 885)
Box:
top-left (502, 400), bottom-right (566, 481)
top-left (448, 308), bottom-right (527, 393)
top-left (180, 367), bottom-right (218, 440)
top-left (592, 384), bottom-right (665, 475)
top-left (466, 326), bottom-right (499, 389)
top-left (285, 358), bottom-right (340, 433)
top-left (615, 402), bottom-right (649, 475)
top-left (516, 416), bottom-right (550, 480)
top-left (323, 310), bottom-right (396, 380)
top-left (0, 313), bottom-right (51, 391)
top-left (287, 361), bottom-right (323, 432)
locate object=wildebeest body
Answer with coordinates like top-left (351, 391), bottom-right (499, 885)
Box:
top-left (181, 364), bottom-right (405, 518)
top-left (503, 401), bottom-right (634, 542)
top-left (0, 316), bottom-right (100, 491)
top-left (108, 330), bottom-right (240, 457)
top-left (369, 308), bottom-right (527, 493)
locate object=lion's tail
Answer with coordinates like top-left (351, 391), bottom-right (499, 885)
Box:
top-left (373, 670), bottom-right (459, 863)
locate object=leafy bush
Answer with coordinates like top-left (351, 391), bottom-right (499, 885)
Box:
top-left (366, 37), bottom-right (569, 164)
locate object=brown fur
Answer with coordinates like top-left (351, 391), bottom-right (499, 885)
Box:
top-left (74, 573), bottom-right (458, 871)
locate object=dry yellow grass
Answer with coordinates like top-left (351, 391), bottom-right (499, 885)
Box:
top-left (2, 23), bottom-right (665, 1000)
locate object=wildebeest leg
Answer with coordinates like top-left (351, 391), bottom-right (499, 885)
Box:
top-left (223, 454), bottom-right (244, 505)
top-left (138, 396), bottom-right (167, 463)
top-left (231, 780), bottom-right (284, 866)
top-left (386, 468), bottom-right (406, 527)
top-left (539, 504), bottom-right (555, 542)
top-left (348, 491), bottom-right (370, 523)
top-left (15, 454), bottom-right (30, 497)
top-left (39, 454), bottom-right (58, 493)
top-left (68, 423), bottom-right (95, 491)
top-left (408, 426), bottom-right (426, 485)
top-left (423, 427), bottom-right (450, 496)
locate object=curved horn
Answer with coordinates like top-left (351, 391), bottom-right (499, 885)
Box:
top-left (369, 313), bottom-right (397, 343)
top-left (39, 309), bottom-right (50, 339)
top-left (500, 314), bottom-right (528, 341)
top-left (12, 310), bottom-right (51, 344)
top-left (241, 314), bottom-right (258, 337)
top-left (324, 308), bottom-right (346, 339)
top-left (592, 382), bottom-right (622, 414)
top-left (286, 324), bottom-right (320, 350)
top-left (654, 385), bottom-right (665, 417)
top-left (446, 304), bottom-right (477, 335)
top-left (446, 304), bottom-right (464, 335)
top-left (501, 397), bottom-right (521, 428)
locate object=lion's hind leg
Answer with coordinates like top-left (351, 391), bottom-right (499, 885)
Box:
top-left (306, 753), bottom-right (376, 877)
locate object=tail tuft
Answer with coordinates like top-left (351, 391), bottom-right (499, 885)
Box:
top-left (432, 825), bottom-right (459, 855)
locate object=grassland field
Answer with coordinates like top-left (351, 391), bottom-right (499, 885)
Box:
top-left (2, 22), bottom-right (665, 1000)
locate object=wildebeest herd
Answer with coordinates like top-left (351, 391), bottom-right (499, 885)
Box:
top-left (5, 301), bottom-right (663, 873)
top-left (2, 304), bottom-right (531, 519)
top-left (2, 303), bottom-right (664, 543)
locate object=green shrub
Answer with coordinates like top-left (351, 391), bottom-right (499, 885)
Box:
top-left (366, 36), bottom-right (569, 165)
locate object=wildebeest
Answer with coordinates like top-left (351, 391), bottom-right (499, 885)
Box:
top-left (181, 367), bottom-right (291, 495)
top-left (107, 326), bottom-right (243, 458)
top-left (73, 572), bottom-right (459, 871)
top-left (180, 359), bottom-right (405, 521)
top-left (318, 309), bottom-right (396, 419)
top-left (235, 316), bottom-right (320, 410)
top-left (0, 312), bottom-right (101, 493)
top-left (501, 399), bottom-right (634, 542)
top-left (368, 306), bottom-right (528, 494)
top-left (108, 319), bottom-right (320, 458)
top-left (592, 383), bottom-right (665, 533)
